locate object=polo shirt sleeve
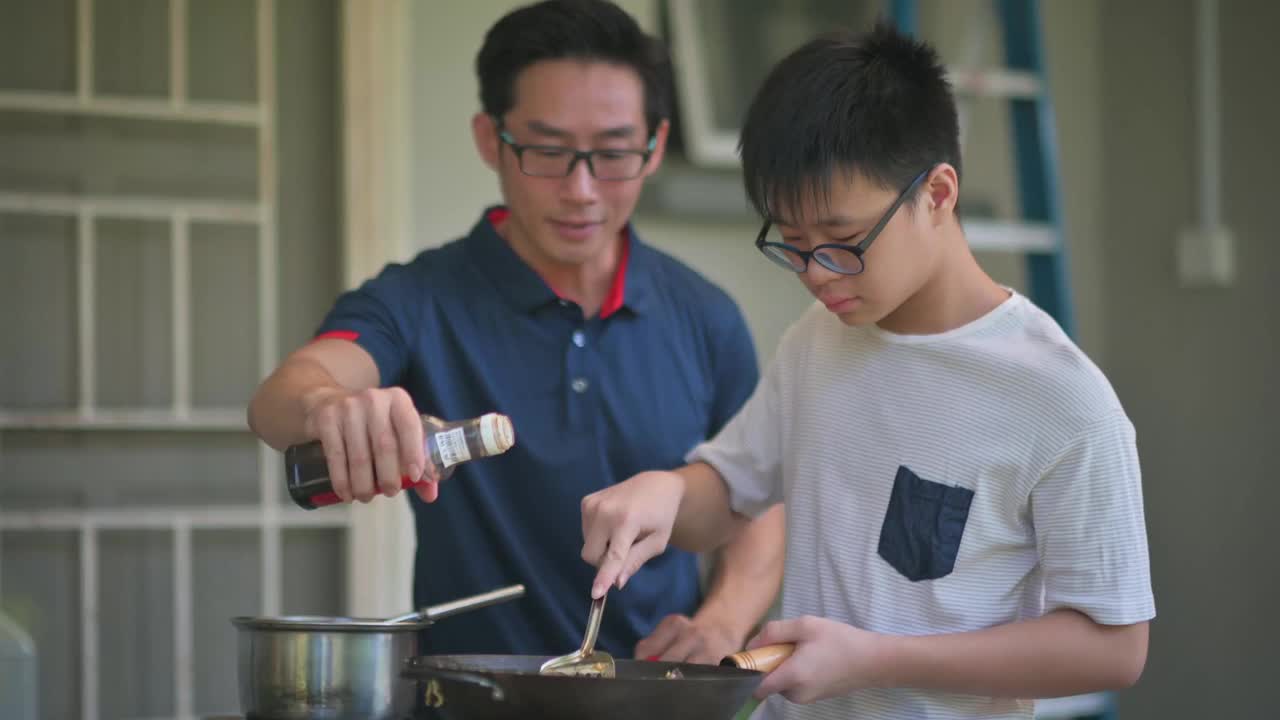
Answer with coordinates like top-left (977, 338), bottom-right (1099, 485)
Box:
top-left (706, 304), bottom-right (760, 437)
top-left (1031, 410), bottom-right (1156, 626)
top-left (314, 264), bottom-right (415, 387)
top-left (685, 358), bottom-right (783, 519)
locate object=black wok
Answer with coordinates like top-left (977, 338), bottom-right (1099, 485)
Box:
top-left (400, 644), bottom-right (793, 720)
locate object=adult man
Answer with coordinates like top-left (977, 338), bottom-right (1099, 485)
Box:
top-left (248, 0), bottom-right (783, 663)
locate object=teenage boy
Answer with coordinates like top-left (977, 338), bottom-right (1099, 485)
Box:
top-left (579, 23), bottom-right (1153, 719)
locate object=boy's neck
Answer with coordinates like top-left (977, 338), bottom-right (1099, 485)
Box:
top-left (877, 225), bottom-right (1009, 336)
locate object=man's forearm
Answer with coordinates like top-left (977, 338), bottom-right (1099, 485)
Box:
top-left (881, 610), bottom-right (1148, 698)
top-left (247, 358), bottom-right (345, 450)
top-left (693, 504), bottom-right (785, 648)
top-left (248, 339), bottom-right (382, 450)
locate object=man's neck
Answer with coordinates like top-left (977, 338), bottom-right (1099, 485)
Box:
top-left (877, 226), bottom-right (1009, 336)
top-left (498, 217), bottom-right (621, 317)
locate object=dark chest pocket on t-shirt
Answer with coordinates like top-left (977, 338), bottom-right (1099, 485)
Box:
top-left (877, 465), bottom-right (974, 582)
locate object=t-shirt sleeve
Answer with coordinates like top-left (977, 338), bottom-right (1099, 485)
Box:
top-left (1031, 410), bottom-right (1156, 626)
top-left (314, 264), bottom-right (416, 387)
top-left (685, 358), bottom-right (784, 518)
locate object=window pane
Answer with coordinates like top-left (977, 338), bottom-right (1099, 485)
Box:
top-left (191, 221), bottom-right (260, 409)
top-left (96, 218), bottom-right (173, 409)
top-left (99, 529), bottom-right (174, 718)
top-left (0, 0), bottom-right (76, 92)
top-left (94, 0), bottom-right (170, 98)
top-left (0, 214), bottom-right (78, 409)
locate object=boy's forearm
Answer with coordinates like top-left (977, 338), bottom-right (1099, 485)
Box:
top-left (670, 462), bottom-right (748, 553)
top-left (880, 610), bottom-right (1148, 698)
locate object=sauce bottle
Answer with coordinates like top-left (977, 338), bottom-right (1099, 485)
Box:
top-left (284, 412), bottom-right (515, 509)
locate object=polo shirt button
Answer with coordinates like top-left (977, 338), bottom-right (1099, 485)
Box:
top-left (572, 330), bottom-right (586, 348)
top-left (558, 299), bottom-right (571, 307)
top-left (571, 378), bottom-right (589, 394)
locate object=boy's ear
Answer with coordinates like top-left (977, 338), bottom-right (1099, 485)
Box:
top-left (925, 164), bottom-right (960, 223)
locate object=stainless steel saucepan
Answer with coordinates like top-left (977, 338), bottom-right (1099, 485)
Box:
top-left (232, 583), bottom-right (524, 720)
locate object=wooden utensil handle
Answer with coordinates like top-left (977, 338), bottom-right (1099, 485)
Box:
top-left (720, 643), bottom-right (795, 672)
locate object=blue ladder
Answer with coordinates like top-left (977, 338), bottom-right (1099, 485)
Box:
top-left (890, 1), bottom-right (1109, 719)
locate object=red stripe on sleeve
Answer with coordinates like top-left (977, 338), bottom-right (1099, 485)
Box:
top-left (315, 330), bottom-right (360, 342)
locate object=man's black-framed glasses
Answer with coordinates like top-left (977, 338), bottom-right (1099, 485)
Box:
top-left (496, 121), bottom-right (656, 181)
top-left (755, 168), bottom-right (931, 276)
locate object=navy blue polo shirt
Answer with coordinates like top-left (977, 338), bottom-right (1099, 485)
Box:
top-left (315, 207), bottom-right (759, 657)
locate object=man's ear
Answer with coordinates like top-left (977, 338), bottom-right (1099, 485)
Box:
top-left (473, 113), bottom-right (501, 171)
top-left (640, 119), bottom-right (671, 178)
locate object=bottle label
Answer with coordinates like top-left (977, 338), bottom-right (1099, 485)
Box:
top-left (435, 427), bottom-right (472, 468)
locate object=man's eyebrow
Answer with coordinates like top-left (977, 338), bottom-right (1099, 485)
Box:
top-left (525, 120), bottom-right (572, 139)
top-left (593, 125), bottom-right (639, 140)
top-left (523, 120), bottom-right (639, 141)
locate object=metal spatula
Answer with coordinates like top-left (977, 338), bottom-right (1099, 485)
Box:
top-left (539, 593), bottom-right (616, 678)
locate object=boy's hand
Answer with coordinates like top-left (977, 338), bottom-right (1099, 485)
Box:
top-left (581, 470), bottom-right (685, 598)
top-left (748, 617), bottom-right (894, 703)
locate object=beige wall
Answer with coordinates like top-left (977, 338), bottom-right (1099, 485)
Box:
top-left (410, 2), bottom-right (506, 260)
top-left (1036, 0), bottom-right (1106, 361)
top-left (1101, 1), bottom-right (1279, 717)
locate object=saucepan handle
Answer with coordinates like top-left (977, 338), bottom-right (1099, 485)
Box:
top-left (383, 583), bottom-right (526, 625)
top-left (422, 584), bottom-right (526, 622)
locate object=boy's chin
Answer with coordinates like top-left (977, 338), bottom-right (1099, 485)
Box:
top-left (833, 309), bottom-right (873, 327)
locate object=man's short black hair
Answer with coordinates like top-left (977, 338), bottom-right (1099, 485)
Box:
top-left (739, 22), bottom-right (961, 219)
top-left (476, 0), bottom-right (672, 136)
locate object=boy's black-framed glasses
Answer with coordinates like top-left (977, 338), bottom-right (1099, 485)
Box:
top-left (755, 168), bottom-right (932, 276)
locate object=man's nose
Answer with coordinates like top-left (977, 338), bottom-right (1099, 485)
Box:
top-left (560, 156), bottom-right (598, 202)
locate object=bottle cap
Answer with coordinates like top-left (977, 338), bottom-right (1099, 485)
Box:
top-left (478, 413), bottom-right (515, 456)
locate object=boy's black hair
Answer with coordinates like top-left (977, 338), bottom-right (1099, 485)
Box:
top-left (476, 0), bottom-right (672, 136)
top-left (739, 22), bottom-right (961, 219)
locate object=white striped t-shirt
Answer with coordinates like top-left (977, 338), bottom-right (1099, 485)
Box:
top-left (688, 291), bottom-right (1155, 720)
